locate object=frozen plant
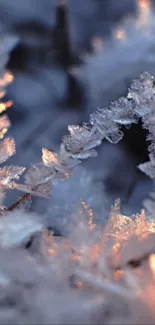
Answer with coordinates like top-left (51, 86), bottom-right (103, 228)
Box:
top-left (9, 71), bottom-right (155, 217)
top-left (1, 36), bottom-right (155, 322)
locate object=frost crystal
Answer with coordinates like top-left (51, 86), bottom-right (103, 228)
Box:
top-left (63, 125), bottom-right (100, 155)
top-left (0, 166), bottom-right (25, 187)
top-left (0, 137), bottom-right (15, 164)
top-left (42, 148), bottom-right (59, 166)
top-left (90, 108), bottom-right (123, 143)
top-left (110, 97), bottom-right (138, 125)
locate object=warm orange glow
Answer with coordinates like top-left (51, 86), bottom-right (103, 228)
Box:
top-left (4, 71), bottom-right (14, 83)
top-left (42, 148), bottom-right (59, 166)
top-left (0, 115), bottom-right (10, 129)
top-left (88, 209), bottom-right (96, 231)
top-left (0, 71), bottom-right (14, 87)
top-left (71, 252), bottom-right (81, 262)
top-left (47, 247), bottom-right (57, 256)
top-left (0, 100), bottom-right (13, 114)
top-left (81, 199), bottom-right (96, 231)
top-left (88, 244), bottom-right (101, 262)
top-left (43, 231), bottom-right (58, 256)
top-left (75, 280), bottom-right (84, 288)
top-left (64, 172), bottom-right (69, 179)
top-left (138, 0), bottom-right (150, 9)
top-left (114, 269), bottom-right (124, 280)
top-left (42, 230), bottom-right (54, 246)
top-left (149, 254), bottom-right (155, 277)
top-left (137, 0), bottom-right (151, 27)
top-left (0, 128), bottom-right (8, 139)
top-left (42, 196), bottom-right (155, 301)
top-left (112, 243), bottom-right (121, 254)
top-left (0, 90), bottom-right (6, 99)
top-left (114, 29), bottom-right (126, 40)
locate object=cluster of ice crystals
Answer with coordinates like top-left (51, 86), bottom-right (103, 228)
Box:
top-left (110, 97), bottom-right (138, 125)
top-left (13, 71), bottom-right (155, 202)
top-left (0, 66), bottom-right (155, 323)
top-left (0, 165), bottom-right (25, 187)
top-left (0, 199), bottom-right (153, 324)
top-left (90, 108), bottom-right (120, 142)
top-left (0, 137), bottom-right (15, 164)
top-left (62, 125), bottom-right (101, 157)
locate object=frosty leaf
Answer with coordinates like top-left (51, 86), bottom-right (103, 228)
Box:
top-left (0, 137), bottom-right (15, 164)
top-left (0, 211), bottom-right (43, 248)
top-left (42, 148), bottom-right (59, 166)
top-left (0, 165), bottom-right (25, 187)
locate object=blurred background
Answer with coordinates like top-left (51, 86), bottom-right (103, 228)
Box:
top-left (1, 0), bottom-right (155, 217)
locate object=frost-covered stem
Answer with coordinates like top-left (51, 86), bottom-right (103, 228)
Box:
top-left (14, 72), bottom-right (155, 202)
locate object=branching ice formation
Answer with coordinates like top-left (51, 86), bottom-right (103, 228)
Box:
top-left (0, 28), bottom-right (155, 323)
top-left (9, 71), bottom-right (155, 218)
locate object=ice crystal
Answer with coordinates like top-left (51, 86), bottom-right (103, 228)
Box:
top-left (0, 137), bottom-right (15, 164)
top-left (62, 125), bottom-right (101, 155)
top-left (110, 97), bottom-right (138, 125)
top-left (0, 166), bottom-right (25, 187)
top-left (42, 148), bottom-right (59, 166)
top-left (90, 108), bottom-right (123, 144)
